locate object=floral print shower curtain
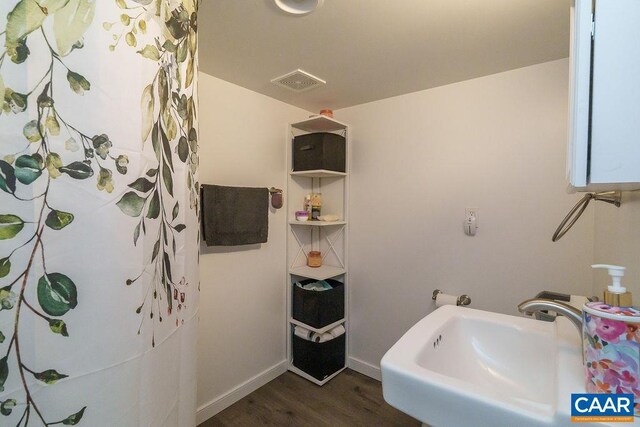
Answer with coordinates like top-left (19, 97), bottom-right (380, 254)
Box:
top-left (0, 0), bottom-right (200, 425)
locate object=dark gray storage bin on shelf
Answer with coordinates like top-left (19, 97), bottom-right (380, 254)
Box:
top-left (293, 279), bottom-right (344, 328)
top-left (292, 132), bottom-right (346, 172)
top-left (292, 333), bottom-right (346, 381)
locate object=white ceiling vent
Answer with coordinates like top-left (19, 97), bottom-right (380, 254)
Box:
top-left (271, 69), bottom-right (326, 92)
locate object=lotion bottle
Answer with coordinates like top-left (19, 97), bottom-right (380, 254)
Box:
top-left (582, 263), bottom-right (640, 411)
top-left (592, 264), bottom-right (632, 306)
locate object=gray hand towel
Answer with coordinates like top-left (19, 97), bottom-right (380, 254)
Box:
top-left (201, 184), bottom-right (269, 246)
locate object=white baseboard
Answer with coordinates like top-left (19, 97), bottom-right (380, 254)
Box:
top-left (348, 356), bottom-right (381, 381)
top-left (196, 360), bottom-right (288, 425)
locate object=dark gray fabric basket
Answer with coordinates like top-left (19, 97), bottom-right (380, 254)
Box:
top-left (292, 279), bottom-right (344, 328)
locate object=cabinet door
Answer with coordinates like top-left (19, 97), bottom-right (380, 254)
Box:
top-left (590, 0), bottom-right (640, 184)
top-left (567, 0), bottom-right (592, 188)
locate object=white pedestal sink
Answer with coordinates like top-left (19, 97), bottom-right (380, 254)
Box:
top-left (381, 305), bottom-right (629, 426)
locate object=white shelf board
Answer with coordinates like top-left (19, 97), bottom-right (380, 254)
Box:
top-left (289, 265), bottom-right (346, 280)
top-left (289, 221), bottom-right (346, 227)
top-left (289, 318), bottom-right (345, 334)
top-left (290, 169), bottom-right (347, 178)
top-left (288, 364), bottom-right (346, 386)
top-left (292, 116), bottom-right (347, 133)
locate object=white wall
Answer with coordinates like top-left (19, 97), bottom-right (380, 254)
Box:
top-left (196, 59), bottom-right (600, 415)
top-left (593, 194), bottom-right (640, 298)
top-left (336, 59), bottom-right (595, 373)
top-left (196, 73), bottom-right (308, 420)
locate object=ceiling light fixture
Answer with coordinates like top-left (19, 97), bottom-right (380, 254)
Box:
top-left (274, 0), bottom-right (324, 16)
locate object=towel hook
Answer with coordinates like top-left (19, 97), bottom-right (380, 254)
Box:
top-left (269, 187), bottom-right (283, 209)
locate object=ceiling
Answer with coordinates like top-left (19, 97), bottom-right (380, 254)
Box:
top-left (198, 0), bottom-right (571, 112)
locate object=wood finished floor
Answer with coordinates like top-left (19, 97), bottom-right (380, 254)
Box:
top-left (199, 369), bottom-right (420, 427)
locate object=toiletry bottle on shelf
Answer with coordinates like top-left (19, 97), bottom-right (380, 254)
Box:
top-left (311, 193), bottom-right (322, 220)
top-left (304, 194), bottom-right (312, 220)
top-left (582, 264), bottom-right (640, 415)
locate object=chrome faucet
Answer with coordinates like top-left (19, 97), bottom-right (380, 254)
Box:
top-left (517, 298), bottom-right (583, 333)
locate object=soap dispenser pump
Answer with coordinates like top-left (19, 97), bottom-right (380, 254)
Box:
top-left (592, 264), bottom-right (632, 307)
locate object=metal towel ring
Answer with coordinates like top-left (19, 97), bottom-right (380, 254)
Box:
top-left (552, 191), bottom-right (621, 242)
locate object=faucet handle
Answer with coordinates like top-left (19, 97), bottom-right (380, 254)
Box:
top-left (517, 298), bottom-right (583, 333)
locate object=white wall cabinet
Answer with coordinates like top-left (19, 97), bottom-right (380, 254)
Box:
top-left (568, 0), bottom-right (640, 190)
top-left (285, 116), bottom-right (349, 385)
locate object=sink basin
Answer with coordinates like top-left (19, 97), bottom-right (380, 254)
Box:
top-left (381, 305), bottom-right (601, 426)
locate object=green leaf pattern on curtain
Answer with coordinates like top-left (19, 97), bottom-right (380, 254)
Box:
top-left (0, 0), bottom-right (112, 423)
top-left (0, 0), bottom-right (199, 424)
top-left (108, 0), bottom-right (199, 347)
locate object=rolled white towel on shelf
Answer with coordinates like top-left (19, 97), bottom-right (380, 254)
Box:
top-left (294, 326), bottom-right (312, 341)
top-left (311, 332), bottom-right (334, 343)
top-left (310, 325), bottom-right (346, 342)
top-left (328, 324), bottom-right (345, 338)
top-left (296, 324), bottom-right (346, 343)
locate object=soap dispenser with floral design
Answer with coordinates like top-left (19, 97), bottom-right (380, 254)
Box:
top-left (583, 264), bottom-right (640, 415)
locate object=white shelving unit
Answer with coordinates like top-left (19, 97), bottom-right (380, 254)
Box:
top-left (285, 116), bottom-right (349, 386)
top-left (289, 265), bottom-right (347, 281)
top-left (290, 170), bottom-right (347, 178)
top-left (289, 221), bottom-right (347, 227)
